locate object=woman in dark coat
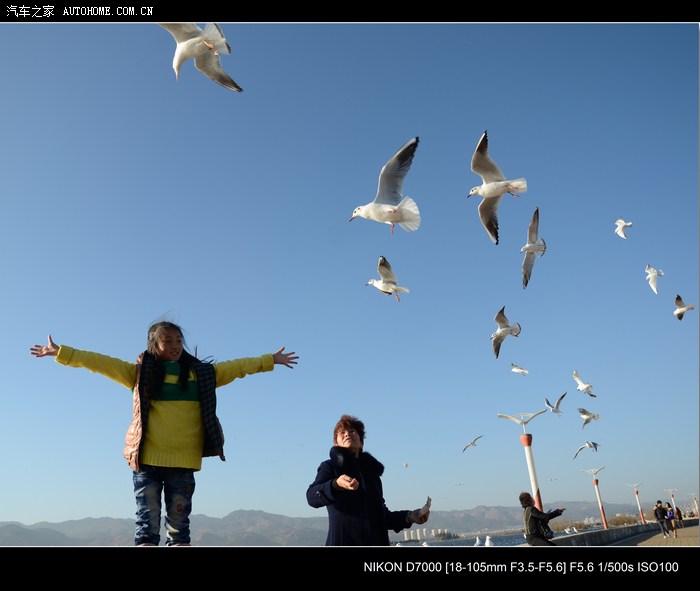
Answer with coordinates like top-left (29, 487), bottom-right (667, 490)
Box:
top-left (306, 414), bottom-right (429, 546)
top-left (520, 491), bottom-right (565, 546)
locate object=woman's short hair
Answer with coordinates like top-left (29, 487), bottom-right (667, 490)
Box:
top-left (333, 414), bottom-right (365, 444)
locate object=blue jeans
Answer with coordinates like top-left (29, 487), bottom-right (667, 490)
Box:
top-left (132, 465), bottom-right (195, 546)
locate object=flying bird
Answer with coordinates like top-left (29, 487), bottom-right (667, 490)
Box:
top-left (366, 256), bottom-right (409, 302)
top-left (467, 130), bottom-right (527, 245)
top-left (496, 409), bottom-right (547, 433)
top-left (350, 137), bottom-right (421, 234)
top-left (614, 218), bottom-right (633, 239)
top-left (645, 264), bottom-right (664, 295)
top-left (674, 294), bottom-right (695, 321)
top-left (573, 369), bottom-right (596, 398)
top-left (578, 407), bottom-right (600, 429)
top-left (158, 23), bottom-right (244, 92)
top-left (572, 441), bottom-right (600, 459)
top-left (462, 435), bottom-right (484, 452)
top-left (492, 306), bottom-right (521, 359)
top-left (521, 207), bottom-right (546, 289)
top-left (511, 363), bottom-right (528, 375)
top-left (545, 392), bottom-right (567, 415)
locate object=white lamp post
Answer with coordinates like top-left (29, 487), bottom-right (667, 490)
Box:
top-left (497, 409), bottom-right (547, 511)
top-left (582, 467), bottom-right (608, 529)
top-left (626, 482), bottom-right (646, 525)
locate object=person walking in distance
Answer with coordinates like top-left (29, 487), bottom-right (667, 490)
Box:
top-left (653, 500), bottom-right (671, 538)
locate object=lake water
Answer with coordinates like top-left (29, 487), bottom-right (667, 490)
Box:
top-left (396, 531), bottom-right (566, 547)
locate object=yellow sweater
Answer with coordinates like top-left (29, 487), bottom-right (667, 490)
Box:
top-left (55, 346), bottom-right (274, 470)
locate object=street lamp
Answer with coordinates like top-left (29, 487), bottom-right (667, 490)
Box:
top-left (665, 488), bottom-right (678, 512)
top-left (626, 482), bottom-right (646, 525)
top-left (497, 409), bottom-right (547, 511)
top-left (582, 467), bottom-right (608, 529)
top-left (690, 493), bottom-right (699, 517)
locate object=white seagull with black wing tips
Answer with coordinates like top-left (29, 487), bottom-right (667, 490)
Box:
top-left (545, 392), bottom-right (567, 415)
top-left (350, 137), bottom-right (421, 234)
top-left (511, 363), bottom-right (528, 375)
top-left (674, 294), bottom-right (695, 321)
top-left (573, 369), bottom-right (597, 398)
top-left (492, 306), bottom-right (521, 359)
top-left (467, 130), bottom-right (527, 245)
top-left (578, 407), bottom-right (600, 429)
top-left (572, 441), bottom-right (600, 460)
top-left (462, 435), bottom-right (484, 453)
top-left (521, 207), bottom-right (546, 289)
top-left (158, 23), bottom-right (244, 92)
top-left (366, 256), bottom-right (409, 302)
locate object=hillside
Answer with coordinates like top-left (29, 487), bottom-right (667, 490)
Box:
top-left (0, 501), bottom-right (641, 546)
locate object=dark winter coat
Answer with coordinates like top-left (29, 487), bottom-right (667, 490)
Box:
top-left (524, 504), bottom-right (563, 545)
top-left (306, 446), bottom-right (410, 546)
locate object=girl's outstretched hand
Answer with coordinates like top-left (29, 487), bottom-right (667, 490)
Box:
top-left (30, 334), bottom-right (59, 358)
top-left (273, 346), bottom-right (299, 368)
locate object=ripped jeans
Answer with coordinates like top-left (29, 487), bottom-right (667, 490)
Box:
top-left (132, 465), bottom-right (195, 546)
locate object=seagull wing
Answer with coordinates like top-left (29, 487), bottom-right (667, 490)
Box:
top-left (522, 251), bottom-right (535, 289)
top-left (375, 137), bottom-right (419, 206)
top-left (193, 50), bottom-right (243, 92)
top-left (377, 256), bottom-right (398, 284)
top-left (527, 207), bottom-right (540, 243)
top-left (477, 193), bottom-right (502, 245)
top-left (494, 306), bottom-right (509, 328)
top-left (471, 131), bottom-right (505, 183)
top-left (573, 370), bottom-right (584, 388)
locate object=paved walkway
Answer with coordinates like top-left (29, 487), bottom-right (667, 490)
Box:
top-left (609, 522), bottom-right (698, 546)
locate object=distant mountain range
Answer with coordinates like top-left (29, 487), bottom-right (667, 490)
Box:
top-left (0, 501), bottom-right (640, 546)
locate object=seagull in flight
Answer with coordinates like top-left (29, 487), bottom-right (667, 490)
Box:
top-left (462, 435), bottom-right (484, 452)
top-left (572, 441), bottom-right (600, 459)
top-left (158, 23), bottom-right (244, 92)
top-left (545, 392), bottom-right (567, 415)
top-left (578, 407), bottom-right (600, 429)
top-left (674, 294), bottom-right (695, 321)
top-left (366, 256), bottom-right (409, 302)
top-left (573, 370), bottom-right (596, 398)
top-left (614, 218), bottom-right (633, 239)
top-left (521, 207), bottom-right (546, 289)
top-left (467, 130), bottom-right (527, 245)
top-left (350, 137), bottom-right (421, 234)
top-left (496, 409), bottom-right (547, 433)
top-left (492, 306), bottom-right (521, 359)
top-left (645, 264), bottom-right (664, 295)
top-left (511, 363), bottom-right (528, 375)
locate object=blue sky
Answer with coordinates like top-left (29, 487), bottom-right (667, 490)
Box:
top-left (1, 22), bottom-right (697, 525)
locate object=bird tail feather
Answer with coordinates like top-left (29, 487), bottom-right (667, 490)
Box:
top-left (398, 197), bottom-right (421, 232)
